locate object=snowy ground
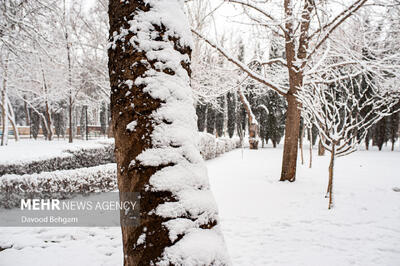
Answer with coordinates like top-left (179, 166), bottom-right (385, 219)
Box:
top-left (0, 138), bottom-right (112, 164)
top-left (0, 144), bottom-right (399, 265)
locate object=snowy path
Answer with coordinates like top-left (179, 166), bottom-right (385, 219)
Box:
top-left (208, 146), bottom-right (400, 266)
top-left (0, 145), bottom-right (399, 265)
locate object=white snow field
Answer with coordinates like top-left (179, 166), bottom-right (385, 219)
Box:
top-left (0, 144), bottom-right (399, 266)
top-left (0, 138), bottom-right (113, 164)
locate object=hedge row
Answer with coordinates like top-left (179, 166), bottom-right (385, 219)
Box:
top-left (0, 143), bottom-right (115, 176)
top-left (0, 134), bottom-right (241, 208)
top-left (0, 135), bottom-right (241, 177)
top-left (198, 133), bottom-right (241, 160)
top-left (0, 164), bottom-right (117, 208)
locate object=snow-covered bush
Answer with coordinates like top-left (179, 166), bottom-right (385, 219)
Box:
top-left (198, 132), bottom-right (241, 160)
top-left (198, 132), bottom-right (217, 160)
top-left (216, 139), bottom-right (226, 156)
top-left (0, 144), bottom-right (115, 176)
top-left (0, 164), bottom-right (117, 208)
top-left (0, 134), bottom-right (240, 208)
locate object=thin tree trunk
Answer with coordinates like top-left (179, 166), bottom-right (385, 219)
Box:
top-left (318, 139), bottom-right (325, 156)
top-left (68, 94), bottom-right (73, 143)
top-left (1, 57), bottom-right (9, 146)
top-left (85, 106), bottom-right (88, 140)
top-left (24, 95), bottom-right (30, 126)
top-left (280, 93), bottom-right (301, 182)
top-left (64, 0), bottom-right (73, 144)
top-left (365, 131), bottom-right (370, 150)
top-left (237, 86), bottom-right (258, 149)
top-left (108, 1), bottom-right (228, 265)
top-left (327, 144), bottom-right (335, 210)
top-left (45, 101), bottom-right (52, 141)
top-left (300, 122), bottom-right (305, 165)
top-left (309, 128), bottom-right (312, 168)
top-left (6, 98), bottom-right (19, 141)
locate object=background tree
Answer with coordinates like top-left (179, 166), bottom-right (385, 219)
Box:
top-left (193, 0), bottom-right (398, 182)
top-left (206, 103), bottom-right (216, 134)
top-left (195, 100), bottom-right (207, 132)
top-left (215, 96), bottom-right (225, 137)
top-left (53, 111), bottom-right (65, 139)
top-left (99, 102), bottom-right (107, 136)
top-left (298, 76), bottom-right (399, 209)
top-left (80, 106), bottom-right (86, 139)
top-left (227, 91), bottom-right (236, 138)
top-left (387, 110), bottom-right (399, 151)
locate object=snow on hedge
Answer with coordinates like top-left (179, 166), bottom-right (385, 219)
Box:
top-left (0, 134), bottom-right (239, 209)
top-left (0, 164), bottom-right (117, 209)
top-left (198, 132), bottom-right (241, 160)
top-left (0, 142), bottom-right (115, 176)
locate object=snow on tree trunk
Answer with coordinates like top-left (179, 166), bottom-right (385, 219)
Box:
top-left (1, 58), bottom-right (9, 146)
top-left (6, 97), bottom-right (19, 141)
top-left (327, 143), bottom-right (335, 210)
top-left (237, 86), bottom-right (258, 149)
top-left (108, 1), bottom-right (230, 265)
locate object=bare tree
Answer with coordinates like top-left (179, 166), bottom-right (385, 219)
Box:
top-left (108, 0), bottom-right (229, 265)
top-left (298, 77), bottom-right (400, 209)
top-left (192, 0), bottom-right (400, 182)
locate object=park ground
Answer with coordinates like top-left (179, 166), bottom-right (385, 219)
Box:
top-left (0, 140), bottom-right (399, 266)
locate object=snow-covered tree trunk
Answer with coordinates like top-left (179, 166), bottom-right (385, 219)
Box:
top-left (237, 86), bottom-right (258, 149)
top-left (6, 97), bottom-right (19, 141)
top-left (1, 57), bottom-right (9, 146)
top-left (108, 1), bottom-right (230, 265)
top-left (327, 143), bottom-right (336, 210)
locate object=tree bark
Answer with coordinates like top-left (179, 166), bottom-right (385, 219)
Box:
top-left (6, 98), bottom-right (19, 141)
top-left (327, 144), bottom-right (336, 209)
top-left (68, 95), bottom-right (73, 143)
top-left (45, 100), bottom-right (53, 141)
top-left (280, 93), bottom-right (301, 182)
top-left (300, 122), bottom-right (305, 165)
top-left (1, 57), bottom-right (9, 146)
top-left (280, 0), bottom-right (309, 181)
top-left (309, 128), bottom-right (313, 168)
top-left (108, 1), bottom-right (228, 265)
top-left (24, 95), bottom-right (30, 126)
top-left (237, 87), bottom-right (258, 149)
top-left (318, 139), bottom-right (325, 156)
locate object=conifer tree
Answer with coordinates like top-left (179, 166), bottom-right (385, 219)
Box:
top-left (80, 106), bottom-right (86, 139)
top-left (227, 91), bottom-right (236, 138)
top-left (215, 96), bottom-right (225, 137)
top-left (100, 103), bottom-right (107, 136)
top-left (31, 109), bottom-right (40, 140)
top-left (195, 101), bottom-right (207, 132)
top-left (53, 111), bottom-right (65, 139)
top-left (206, 103), bottom-right (215, 134)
